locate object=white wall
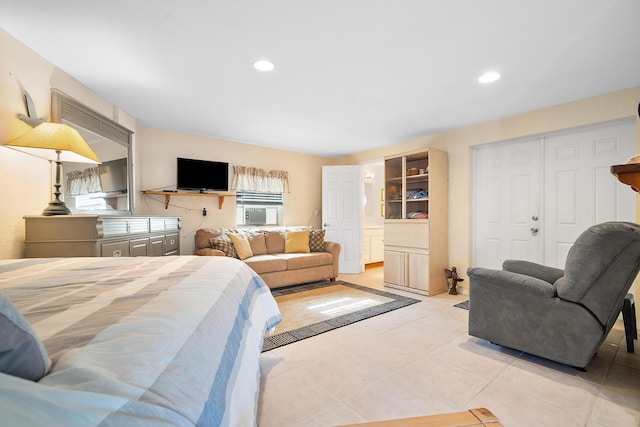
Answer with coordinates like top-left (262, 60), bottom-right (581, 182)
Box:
top-left (3, 24), bottom-right (639, 295)
top-left (136, 126), bottom-right (330, 255)
top-left (337, 87), bottom-right (640, 294)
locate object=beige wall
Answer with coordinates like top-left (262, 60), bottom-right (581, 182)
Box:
top-left (136, 126), bottom-right (330, 254)
top-left (0, 28), bottom-right (138, 259)
top-left (336, 87), bottom-right (640, 293)
top-left (0, 28), bottom-right (328, 259)
top-left (3, 24), bottom-right (640, 293)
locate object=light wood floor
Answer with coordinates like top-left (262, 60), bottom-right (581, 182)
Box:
top-left (258, 266), bottom-right (640, 426)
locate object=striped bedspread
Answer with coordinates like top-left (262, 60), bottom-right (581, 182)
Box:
top-left (0, 256), bottom-right (281, 427)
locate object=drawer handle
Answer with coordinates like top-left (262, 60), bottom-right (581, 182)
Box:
top-left (112, 249), bottom-right (122, 257)
top-left (169, 239), bottom-right (175, 245)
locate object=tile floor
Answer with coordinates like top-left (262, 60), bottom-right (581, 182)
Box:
top-left (257, 266), bottom-right (640, 426)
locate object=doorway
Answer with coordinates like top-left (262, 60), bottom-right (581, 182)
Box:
top-left (362, 160), bottom-right (385, 267)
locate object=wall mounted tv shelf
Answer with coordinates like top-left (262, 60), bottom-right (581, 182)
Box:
top-left (142, 191), bottom-right (234, 209)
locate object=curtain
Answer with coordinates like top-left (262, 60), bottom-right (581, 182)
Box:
top-left (231, 166), bottom-right (289, 193)
top-left (66, 166), bottom-right (102, 195)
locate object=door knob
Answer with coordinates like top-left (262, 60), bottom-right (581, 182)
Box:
top-left (531, 215), bottom-right (539, 221)
top-left (530, 226), bottom-right (539, 235)
top-left (323, 222), bottom-right (330, 227)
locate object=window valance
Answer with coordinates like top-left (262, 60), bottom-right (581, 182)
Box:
top-left (66, 166), bottom-right (102, 195)
top-left (231, 166), bottom-right (289, 193)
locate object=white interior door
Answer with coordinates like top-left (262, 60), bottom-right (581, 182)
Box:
top-left (544, 120), bottom-right (636, 267)
top-left (473, 138), bottom-right (543, 269)
top-left (322, 165), bottom-right (363, 274)
top-left (473, 119), bottom-right (636, 270)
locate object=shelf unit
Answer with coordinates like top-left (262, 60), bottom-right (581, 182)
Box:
top-left (383, 147), bottom-right (448, 296)
top-left (384, 153), bottom-right (431, 220)
top-left (142, 191), bottom-right (234, 209)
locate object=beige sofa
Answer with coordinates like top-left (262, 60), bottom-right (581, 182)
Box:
top-left (194, 228), bottom-right (340, 289)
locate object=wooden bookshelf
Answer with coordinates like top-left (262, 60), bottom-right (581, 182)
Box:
top-left (142, 191), bottom-right (234, 209)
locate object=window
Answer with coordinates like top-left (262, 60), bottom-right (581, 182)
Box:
top-left (236, 191), bottom-right (283, 226)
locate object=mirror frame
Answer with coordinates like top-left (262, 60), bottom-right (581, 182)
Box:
top-left (51, 90), bottom-right (134, 215)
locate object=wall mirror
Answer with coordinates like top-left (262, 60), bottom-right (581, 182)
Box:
top-left (51, 90), bottom-right (133, 215)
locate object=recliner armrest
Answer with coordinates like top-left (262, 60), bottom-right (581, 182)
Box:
top-left (502, 260), bottom-right (564, 285)
top-left (467, 267), bottom-right (556, 298)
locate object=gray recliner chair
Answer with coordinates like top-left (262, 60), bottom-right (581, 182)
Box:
top-left (468, 221), bottom-right (640, 369)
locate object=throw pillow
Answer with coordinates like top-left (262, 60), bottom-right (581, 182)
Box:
top-left (0, 290), bottom-right (51, 381)
top-left (228, 233), bottom-right (254, 260)
top-left (285, 230), bottom-right (311, 253)
top-left (209, 234), bottom-right (239, 258)
top-left (245, 231), bottom-right (268, 256)
top-left (264, 231), bottom-right (286, 254)
top-left (309, 229), bottom-right (326, 252)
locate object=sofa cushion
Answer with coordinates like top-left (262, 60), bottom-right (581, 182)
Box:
top-left (285, 230), bottom-right (310, 253)
top-left (245, 231), bottom-right (268, 255)
top-left (275, 252), bottom-right (333, 270)
top-left (195, 228), bottom-right (229, 251)
top-left (265, 231), bottom-right (285, 254)
top-left (243, 254), bottom-right (288, 274)
top-left (309, 229), bottom-right (325, 252)
top-left (228, 233), bottom-right (253, 260)
top-left (209, 234), bottom-right (238, 258)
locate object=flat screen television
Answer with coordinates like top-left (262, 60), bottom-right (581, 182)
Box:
top-left (176, 157), bottom-right (229, 192)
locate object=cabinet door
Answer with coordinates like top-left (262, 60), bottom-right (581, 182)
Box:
top-left (362, 236), bottom-right (371, 264)
top-left (407, 252), bottom-right (429, 291)
top-left (384, 250), bottom-right (405, 286)
top-left (149, 236), bottom-right (165, 256)
top-left (370, 235), bottom-right (384, 262)
top-left (130, 238), bottom-right (150, 257)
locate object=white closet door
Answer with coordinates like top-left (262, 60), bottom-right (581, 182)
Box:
top-left (473, 119), bottom-right (636, 270)
top-left (473, 138), bottom-right (543, 269)
top-left (544, 120), bottom-right (636, 267)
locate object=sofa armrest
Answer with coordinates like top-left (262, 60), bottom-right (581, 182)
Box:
top-left (324, 241), bottom-right (341, 278)
top-left (194, 248), bottom-right (226, 256)
top-left (502, 260), bottom-right (564, 284)
top-left (467, 267), bottom-right (556, 298)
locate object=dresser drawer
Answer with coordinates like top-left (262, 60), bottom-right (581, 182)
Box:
top-left (165, 233), bottom-right (180, 254)
top-left (101, 241), bottom-right (130, 257)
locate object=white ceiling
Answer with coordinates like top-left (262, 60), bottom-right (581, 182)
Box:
top-left (2, 1), bottom-right (639, 158)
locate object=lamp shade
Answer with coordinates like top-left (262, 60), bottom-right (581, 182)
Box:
top-left (5, 122), bottom-right (101, 164)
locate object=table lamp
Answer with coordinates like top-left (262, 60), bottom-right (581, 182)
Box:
top-left (5, 122), bottom-right (101, 216)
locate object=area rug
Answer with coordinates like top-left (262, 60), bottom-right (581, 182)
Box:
top-left (454, 300), bottom-right (470, 310)
top-left (262, 280), bottom-right (420, 352)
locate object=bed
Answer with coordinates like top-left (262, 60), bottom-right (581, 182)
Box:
top-left (0, 255), bottom-right (282, 426)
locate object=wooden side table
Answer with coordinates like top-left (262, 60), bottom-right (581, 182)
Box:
top-left (611, 162), bottom-right (640, 192)
top-left (335, 407), bottom-right (502, 427)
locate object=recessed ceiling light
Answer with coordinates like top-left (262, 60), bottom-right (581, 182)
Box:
top-left (478, 71), bottom-right (501, 83)
top-left (253, 60), bottom-right (275, 72)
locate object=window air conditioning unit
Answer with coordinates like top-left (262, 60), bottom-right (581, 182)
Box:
top-left (246, 208), bottom-right (267, 225)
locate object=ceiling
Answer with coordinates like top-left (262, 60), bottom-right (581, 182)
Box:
top-left (2, 1), bottom-right (639, 158)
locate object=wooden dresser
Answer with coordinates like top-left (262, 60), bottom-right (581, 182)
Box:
top-left (24, 215), bottom-right (181, 258)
